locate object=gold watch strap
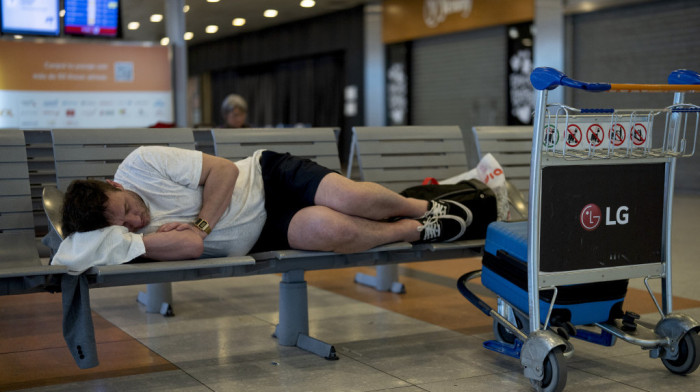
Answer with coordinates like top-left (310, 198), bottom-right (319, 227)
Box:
top-left (193, 217), bottom-right (212, 234)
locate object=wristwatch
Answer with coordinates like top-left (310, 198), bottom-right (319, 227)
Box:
top-left (193, 217), bottom-right (212, 234)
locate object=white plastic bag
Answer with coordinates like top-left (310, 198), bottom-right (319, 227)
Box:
top-left (441, 153), bottom-right (509, 221)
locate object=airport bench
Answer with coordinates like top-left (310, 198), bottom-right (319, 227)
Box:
top-left (0, 127), bottom-right (483, 365)
top-left (348, 125), bottom-right (473, 293)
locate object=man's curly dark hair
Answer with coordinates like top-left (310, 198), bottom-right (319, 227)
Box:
top-left (61, 179), bottom-right (120, 237)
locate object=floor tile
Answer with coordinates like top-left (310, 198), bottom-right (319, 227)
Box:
top-left (183, 353), bottom-right (410, 392)
top-left (17, 370), bottom-right (209, 392)
top-left (418, 366), bottom-right (647, 392)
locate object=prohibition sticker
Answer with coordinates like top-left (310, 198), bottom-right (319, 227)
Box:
top-left (586, 124), bottom-right (605, 147)
top-left (566, 124), bottom-right (582, 147)
top-left (542, 124), bottom-right (559, 148)
top-left (609, 123), bottom-right (626, 147)
top-left (631, 123), bottom-right (647, 146)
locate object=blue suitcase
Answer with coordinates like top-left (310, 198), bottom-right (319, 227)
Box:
top-left (481, 221), bottom-right (628, 327)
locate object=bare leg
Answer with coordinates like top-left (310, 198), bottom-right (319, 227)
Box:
top-left (288, 205), bottom-right (421, 253)
top-left (314, 173), bottom-right (428, 220)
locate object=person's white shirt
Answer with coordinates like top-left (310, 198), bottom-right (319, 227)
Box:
top-left (114, 146), bottom-right (266, 257)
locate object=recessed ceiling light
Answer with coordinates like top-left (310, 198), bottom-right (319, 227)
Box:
top-left (150, 14), bottom-right (163, 22)
top-left (207, 0), bottom-right (220, 2)
top-left (160, 37), bottom-right (170, 46)
top-left (184, 32), bottom-right (194, 40)
top-left (205, 25), bottom-right (219, 34)
top-left (183, 5), bottom-right (190, 12)
top-left (127, 21), bottom-right (140, 30)
top-left (232, 18), bottom-right (246, 27)
top-left (300, 0), bottom-right (315, 8)
top-left (264, 9), bottom-right (278, 18)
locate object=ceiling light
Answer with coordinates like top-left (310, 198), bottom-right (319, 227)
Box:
top-left (59, 9), bottom-right (65, 17)
top-left (14, 35), bottom-right (23, 39)
top-left (184, 32), bottom-right (194, 40)
top-left (232, 18), bottom-right (246, 27)
top-left (205, 25), bottom-right (219, 34)
top-left (264, 9), bottom-right (278, 18)
top-left (578, 1), bottom-right (596, 12)
top-left (160, 37), bottom-right (170, 46)
top-left (183, 5), bottom-right (190, 12)
top-left (300, 0), bottom-right (315, 8)
top-left (207, 0), bottom-right (220, 2)
top-left (150, 14), bottom-right (163, 22)
top-left (127, 21), bottom-right (140, 30)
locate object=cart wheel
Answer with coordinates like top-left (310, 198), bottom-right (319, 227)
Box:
top-left (662, 331), bottom-right (700, 375)
top-left (493, 312), bottom-right (527, 344)
top-left (530, 348), bottom-right (567, 392)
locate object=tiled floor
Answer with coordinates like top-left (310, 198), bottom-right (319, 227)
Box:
top-left (2, 194), bottom-right (699, 392)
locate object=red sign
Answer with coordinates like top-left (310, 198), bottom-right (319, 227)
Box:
top-left (631, 123), bottom-right (648, 146)
top-left (587, 124), bottom-right (605, 147)
top-left (609, 123), bottom-right (626, 147)
top-left (566, 124), bottom-right (582, 147)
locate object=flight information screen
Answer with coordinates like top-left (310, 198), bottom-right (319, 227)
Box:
top-left (64, 0), bottom-right (120, 37)
top-left (0, 0), bottom-right (60, 36)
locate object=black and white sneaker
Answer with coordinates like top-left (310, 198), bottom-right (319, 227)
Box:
top-left (424, 199), bottom-right (473, 227)
top-left (414, 214), bottom-right (466, 243)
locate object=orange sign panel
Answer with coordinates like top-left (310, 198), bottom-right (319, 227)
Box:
top-left (0, 40), bottom-right (171, 92)
top-left (383, 0), bottom-right (534, 44)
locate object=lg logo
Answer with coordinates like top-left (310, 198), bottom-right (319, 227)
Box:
top-left (580, 203), bottom-right (629, 231)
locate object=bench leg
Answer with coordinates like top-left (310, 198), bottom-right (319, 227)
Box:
top-left (274, 269), bottom-right (337, 360)
top-left (137, 283), bottom-right (174, 316)
top-left (354, 265), bottom-right (405, 293)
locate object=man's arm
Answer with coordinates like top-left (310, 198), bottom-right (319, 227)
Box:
top-left (140, 153), bottom-right (239, 260)
top-left (196, 153), bottom-right (239, 232)
top-left (142, 226), bottom-right (204, 260)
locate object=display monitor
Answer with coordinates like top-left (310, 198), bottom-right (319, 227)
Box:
top-left (0, 0), bottom-right (60, 36)
top-left (64, 0), bottom-right (120, 38)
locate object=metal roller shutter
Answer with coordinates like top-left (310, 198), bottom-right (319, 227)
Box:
top-left (412, 26), bottom-right (508, 133)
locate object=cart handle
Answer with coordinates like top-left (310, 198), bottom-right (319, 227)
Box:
top-left (669, 69), bottom-right (700, 85)
top-left (531, 67), bottom-right (700, 92)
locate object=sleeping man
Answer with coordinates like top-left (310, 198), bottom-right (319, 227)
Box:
top-left (60, 146), bottom-right (474, 260)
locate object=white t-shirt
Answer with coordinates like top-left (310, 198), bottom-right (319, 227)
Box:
top-left (114, 146), bottom-right (267, 257)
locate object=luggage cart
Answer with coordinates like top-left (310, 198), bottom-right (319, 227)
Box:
top-left (458, 67), bottom-right (700, 391)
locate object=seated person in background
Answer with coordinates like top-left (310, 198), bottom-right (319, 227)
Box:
top-left (61, 147), bottom-right (473, 260)
top-left (220, 94), bottom-right (249, 128)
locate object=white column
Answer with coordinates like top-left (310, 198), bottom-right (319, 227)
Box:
top-left (534, 0), bottom-right (565, 104)
top-left (165, 0), bottom-right (188, 126)
top-left (364, 2), bottom-right (386, 126)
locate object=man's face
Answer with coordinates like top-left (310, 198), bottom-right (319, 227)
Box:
top-left (103, 189), bottom-right (151, 232)
top-left (226, 107), bottom-right (247, 128)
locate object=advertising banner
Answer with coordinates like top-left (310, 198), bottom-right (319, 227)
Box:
top-left (539, 163), bottom-right (665, 272)
top-left (383, 0), bottom-right (533, 44)
top-left (0, 40), bottom-right (172, 128)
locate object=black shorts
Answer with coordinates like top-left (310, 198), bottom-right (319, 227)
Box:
top-left (250, 150), bottom-right (335, 253)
